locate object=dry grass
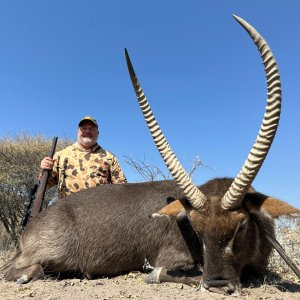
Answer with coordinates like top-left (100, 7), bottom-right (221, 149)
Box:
top-left (268, 217), bottom-right (300, 283)
top-left (0, 225), bottom-right (15, 252)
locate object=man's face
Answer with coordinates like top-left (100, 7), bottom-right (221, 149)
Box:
top-left (77, 121), bottom-right (99, 148)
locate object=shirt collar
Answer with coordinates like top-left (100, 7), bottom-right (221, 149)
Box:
top-left (73, 142), bottom-right (100, 152)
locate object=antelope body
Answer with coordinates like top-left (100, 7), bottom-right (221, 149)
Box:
top-left (2, 15), bottom-right (300, 296)
top-left (3, 180), bottom-right (202, 283)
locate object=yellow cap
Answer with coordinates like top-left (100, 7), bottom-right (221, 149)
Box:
top-left (78, 116), bottom-right (98, 128)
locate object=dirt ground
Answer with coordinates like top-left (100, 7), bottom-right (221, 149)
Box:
top-left (1, 256), bottom-right (300, 300)
top-left (0, 272), bottom-right (299, 300)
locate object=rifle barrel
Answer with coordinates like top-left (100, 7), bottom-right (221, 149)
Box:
top-left (31, 136), bottom-right (58, 217)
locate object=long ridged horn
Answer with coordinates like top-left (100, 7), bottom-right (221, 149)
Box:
top-left (125, 49), bottom-right (207, 210)
top-left (221, 15), bottom-right (282, 210)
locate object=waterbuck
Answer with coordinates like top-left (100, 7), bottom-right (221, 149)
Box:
top-left (2, 15), bottom-right (299, 296)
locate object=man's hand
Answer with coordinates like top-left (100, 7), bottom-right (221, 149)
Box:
top-left (40, 157), bottom-right (54, 170)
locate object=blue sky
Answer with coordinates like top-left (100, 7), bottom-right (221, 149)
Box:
top-left (0, 1), bottom-right (299, 208)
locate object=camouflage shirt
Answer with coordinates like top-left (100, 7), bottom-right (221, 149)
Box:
top-left (47, 143), bottom-right (127, 197)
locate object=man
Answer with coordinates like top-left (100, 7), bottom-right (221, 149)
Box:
top-left (40, 116), bottom-right (127, 197)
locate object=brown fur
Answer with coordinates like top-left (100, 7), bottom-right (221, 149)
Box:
top-left (2, 178), bottom-right (299, 295)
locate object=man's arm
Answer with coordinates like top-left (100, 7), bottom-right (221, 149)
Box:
top-left (110, 156), bottom-right (127, 184)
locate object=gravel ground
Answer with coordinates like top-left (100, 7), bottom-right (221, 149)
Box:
top-left (0, 270), bottom-right (300, 300)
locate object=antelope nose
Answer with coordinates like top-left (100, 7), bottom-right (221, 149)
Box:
top-left (202, 279), bottom-right (241, 295)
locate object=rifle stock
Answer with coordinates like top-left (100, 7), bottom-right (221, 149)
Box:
top-left (31, 136), bottom-right (58, 218)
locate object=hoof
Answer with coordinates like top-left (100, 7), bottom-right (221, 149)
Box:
top-left (17, 275), bottom-right (29, 285)
top-left (145, 267), bottom-right (163, 284)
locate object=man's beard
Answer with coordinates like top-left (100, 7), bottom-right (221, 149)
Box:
top-left (79, 136), bottom-right (96, 147)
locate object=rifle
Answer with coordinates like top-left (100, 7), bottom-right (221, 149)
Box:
top-left (21, 181), bottom-right (39, 229)
top-left (22, 137), bottom-right (58, 227)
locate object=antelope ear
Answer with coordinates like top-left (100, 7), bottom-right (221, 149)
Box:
top-left (151, 199), bottom-right (188, 220)
top-left (245, 192), bottom-right (300, 218)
